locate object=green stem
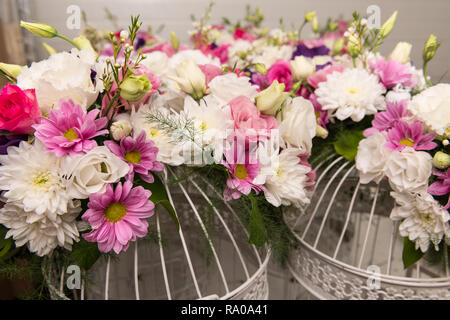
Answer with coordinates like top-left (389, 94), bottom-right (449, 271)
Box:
top-left (423, 62), bottom-right (433, 87)
top-left (56, 34), bottom-right (81, 50)
top-left (298, 21), bottom-right (307, 41)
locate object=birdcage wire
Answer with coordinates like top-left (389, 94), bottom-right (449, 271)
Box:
top-left (43, 166), bottom-right (270, 300)
top-left (285, 155), bottom-right (450, 300)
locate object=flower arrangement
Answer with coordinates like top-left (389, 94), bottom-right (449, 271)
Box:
top-left (0, 3), bottom-right (448, 298)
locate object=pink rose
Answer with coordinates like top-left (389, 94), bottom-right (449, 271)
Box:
top-left (198, 64), bottom-right (223, 85)
top-left (229, 96), bottom-right (277, 141)
top-left (267, 61), bottom-right (293, 91)
top-left (307, 65), bottom-right (345, 89)
top-left (0, 84), bottom-right (41, 134)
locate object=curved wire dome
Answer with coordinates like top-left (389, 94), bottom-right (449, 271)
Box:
top-left (285, 155), bottom-right (450, 300)
top-left (43, 166), bottom-right (270, 300)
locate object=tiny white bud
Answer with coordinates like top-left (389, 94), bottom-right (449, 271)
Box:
top-left (443, 139), bottom-right (449, 146)
top-left (110, 120), bottom-right (132, 141)
top-left (360, 18), bottom-right (367, 26)
top-left (120, 30), bottom-right (129, 40)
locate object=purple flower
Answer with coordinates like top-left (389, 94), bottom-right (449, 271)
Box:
top-left (364, 100), bottom-right (410, 137)
top-left (105, 131), bottom-right (164, 183)
top-left (0, 130), bottom-right (27, 155)
top-left (309, 94), bottom-right (329, 129)
top-left (369, 58), bottom-right (415, 89)
top-left (429, 168), bottom-right (450, 210)
top-left (291, 41), bottom-right (330, 59)
top-left (33, 100), bottom-right (108, 157)
top-left (385, 120), bottom-right (437, 151)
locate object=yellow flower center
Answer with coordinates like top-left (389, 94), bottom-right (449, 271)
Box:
top-left (200, 121), bottom-right (208, 131)
top-left (63, 128), bottom-right (79, 141)
top-left (33, 171), bottom-right (50, 188)
top-left (348, 88), bottom-right (358, 94)
top-left (235, 164), bottom-right (248, 180)
top-left (124, 150), bottom-right (141, 164)
top-left (399, 138), bottom-right (414, 147)
top-left (104, 202), bottom-right (127, 223)
top-left (150, 129), bottom-right (159, 137)
top-left (315, 111), bottom-right (320, 120)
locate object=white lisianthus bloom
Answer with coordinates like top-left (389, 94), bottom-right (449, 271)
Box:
top-left (252, 45), bottom-right (293, 69)
top-left (168, 49), bottom-right (220, 71)
top-left (208, 73), bottom-right (259, 104)
top-left (290, 56), bottom-right (316, 81)
top-left (0, 201), bottom-right (80, 257)
top-left (64, 146), bottom-right (129, 199)
top-left (17, 49), bottom-right (101, 115)
top-left (390, 191), bottom-right (450, 252)
top-left (255, 80), bottom-right (289, 116)
top-left (141, 51), bottom-right (170, 78)
top-left (385, 147), bottom-right (432, 193)
top-left (278, 97), bottom-right (316, 154)
top-left (0, 141), bottom-right (74, 218)
top-left (256, 148), bottom-right (311, 208)
top-left (356, 131), bottom-right (392, 184)
top-left (169, 59), bottom-right (207, 99)
top-left (408, 83), bottom-right (450, 135)
top-left (315, 68), bottom-right (386, 121)
top-left (130, 101), bottom-right (185, 166)
top-left (227, 40), bottom-right (253, 68)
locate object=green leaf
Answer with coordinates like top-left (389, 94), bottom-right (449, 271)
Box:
top-left (70, 238), bottom-right (101, 270)
top-left (137, 174), bottom-right (179, 231)
top-left (402, 237), bottom-right (424, 269)
top-left (248, 194), bottom-right (268, 246)
top-left (332, 130), bottom-right (365, 161)
top-left (0, 226), bottom-right (12, 259)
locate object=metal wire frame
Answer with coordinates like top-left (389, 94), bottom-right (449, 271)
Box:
top-left (45, 167), bottom-right (270, 300)
top-left (288, 155), bottom-right (450, 299)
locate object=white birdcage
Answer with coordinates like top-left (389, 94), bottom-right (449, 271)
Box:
top-left (285, 155), bottom-right (450, 300)
top-left (43, 166), bottom-right (270, 300)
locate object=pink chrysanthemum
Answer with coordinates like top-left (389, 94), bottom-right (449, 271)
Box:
top-left (33, 100), bottom-right (108, 157)
top-left (82, 181), bottom-right (154, 254)
top-left (364, 100), bottom-right (410, 137)
top-left (223, 144), bottom-right (265, 200)
top-left (105, 131), bottom-right (164, 183)
top-left (385, 120), bottom-right (437, 151)
top-left (428, 168), bottom-right (450, 210)
top-left (369, 57), bottom-right (415, 89)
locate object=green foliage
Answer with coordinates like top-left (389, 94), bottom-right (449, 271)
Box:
top-left (0, 226), bottom-right (13, 259)
top-left (70, 238), bottom-right (101, 271)
top-left (332, 130), bottom-right (365, 161)
top-left (402, 237), bottom-right (424, 269)
top-left (248, 193), bottom-right (268, 246)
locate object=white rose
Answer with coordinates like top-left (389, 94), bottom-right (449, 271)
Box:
top-left (385, 148), bottom-right (432, 193)
top-left (290, 56), bottom-right (316, 81)
top-left (65, 146), bottom-right (129, 199)
top-left (141, 51), bottom-right (169, 78)
top-left (255, 80), bottom-right (289, 115)
top-left (169, 59), bottom-right (207, 99)
top-left (356, 131), bottom-right (391, 184)
top-left (408, 83), bottom-right (450, 135)
top-left (278, 97), bottom-right (316, 153)
top-left (17, 49), bottom-right (101, 115)
top-left (389, 42), bottom-right (412, 64)
top-left (208, 73), bottom-right (259, 104)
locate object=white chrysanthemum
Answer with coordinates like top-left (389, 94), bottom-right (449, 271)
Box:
top-left (130, 98), bottom-right (185, 166)
top-left (390, 191), bottom-right (450, 252)
top-left (17, 49), bottom-right (102, 115)
top-left (256, 148), bottom-right (311, 208)
top-left (182, 95), bottom-right (234, 155)
top-left (208, 73), bottom-right (259, 104)
top-left (356, 131), bottom-right (392, 184)
top-left (0, 141), bottom-right (75, 219)
top-left (315, 68), bottom-right (386, 121)
top-left (0, 201), bottom-right (80, 257)
top-left (408, 83), bottom-right (450, 135)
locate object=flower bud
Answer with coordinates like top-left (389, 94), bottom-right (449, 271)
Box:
top-left (120, 30), bottom-right (129, 40)
top-left (312, 16), bottom-right (319, 33)
top-left (332, 38), bottom-right (345, 55)
top-left (346, 33), bottom-right (361, 58)
top-left (254, 63), bottom-right (267, 74)
top-left (316, 124), bottom-right (328, 139)
top-left (290, 56), bottom-right (315, 81)
top-left (119, 74), bottom-right (151, 102)
top-left (432, 151), bottom-right (450, 169)
top-left (423, 34), bottom-right (440, 62)
top-left (379, 11), bottom-right (397, 38)
top-left (389, 42), bottom-right (412, 64)
top-left (304, 11), bottom-right (316, 22)
top-left (20, 21), bottom-right (57, 38)
top-left (170, 60), bottom-right (207, 100)
top-left (73, 36), bottom-right (98, 57)
top-left (110, 120), bottom-right (132, 141)
top-left (42, 42), bottom-right (57, 55)
top-left (255, 80), bottom-right (289, 116)
top-left (0, 63), bottom-right (22, 78)
top-left (170, 31), bottom-right (180, 52)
